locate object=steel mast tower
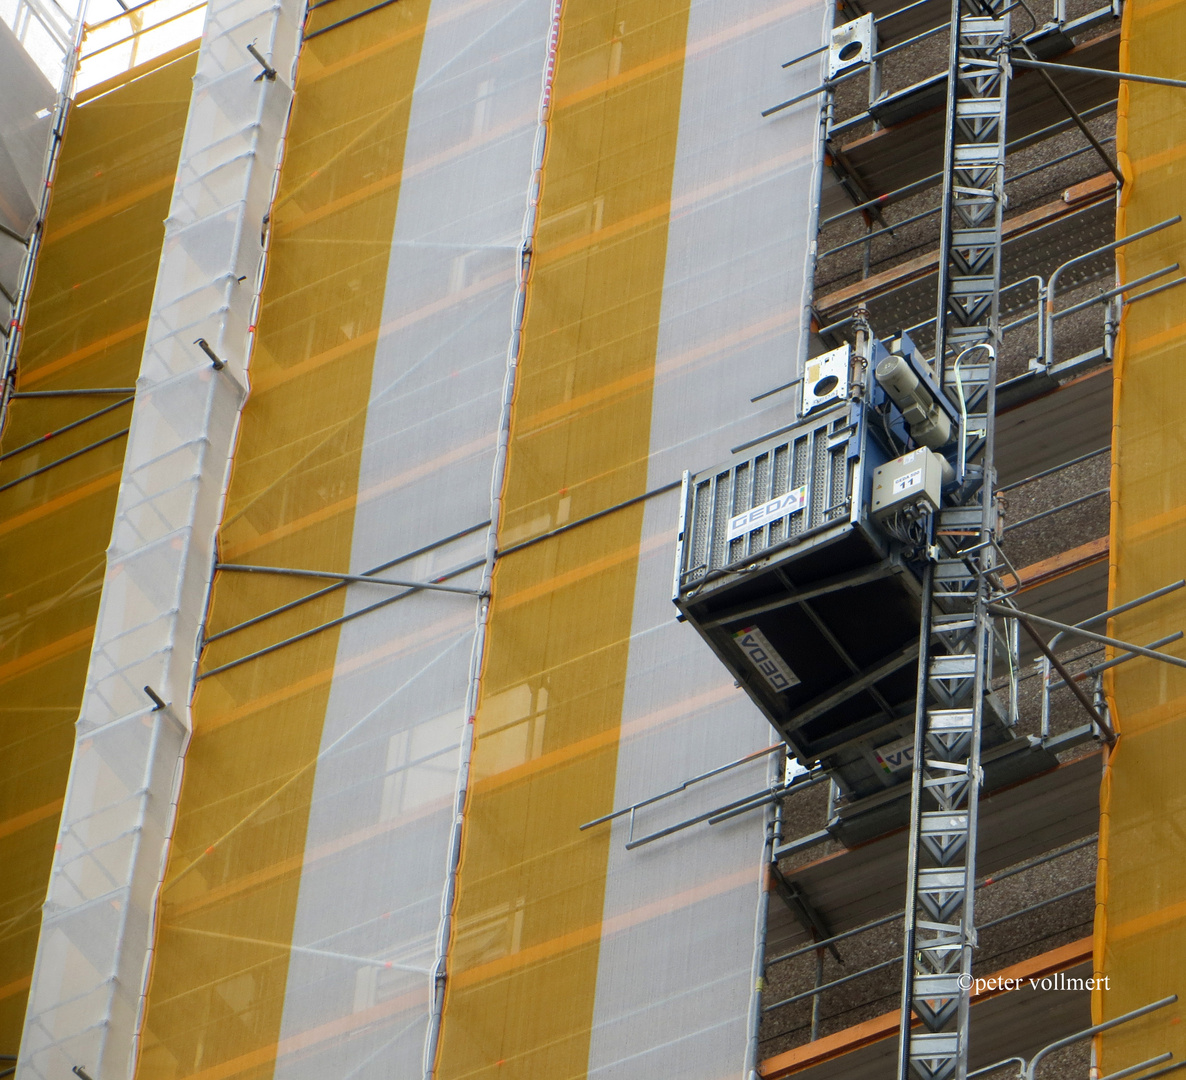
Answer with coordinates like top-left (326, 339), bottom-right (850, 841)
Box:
top-left (897, 3), bottom-right (1011, 1079)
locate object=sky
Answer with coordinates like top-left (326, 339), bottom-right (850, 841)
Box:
top-left (2, 0), bottom-right (205, 93)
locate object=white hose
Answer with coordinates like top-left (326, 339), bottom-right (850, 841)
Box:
top-left (952, 342), bottom-right (995, 481)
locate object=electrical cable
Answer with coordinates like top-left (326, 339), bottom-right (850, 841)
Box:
top-left (952, 342), bottom-right (994, 481)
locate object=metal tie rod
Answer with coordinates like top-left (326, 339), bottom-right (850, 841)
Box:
top-left (1048, 217), bottom-right (1181, 301)
top-left (781, 41), bottom-right (828, 69)
top-left (1013, 37), bottom-right (1122, 185)
top-left (1049, 631), bottom-right (1184, 690)
top-left (215, 562), bottom-right (485, 596)
top-left (997, 445), bottom-right (1109, 493)
top-left (10, 387), bottom-right (136, 397)
top-left (622, 771), bottom-right (829, 851)
top-left (0, 395), bottom-right (133, 463)
top-left (786, 0), bottom-right (938, 64)
top-left (579, 744), bottom-right (786, 830)
top-left (967, 1058), bottom-right (1026, 1080)
top-left (1009, 136), bottom-right (1115, 185)
top-left (873, 21), bottom-right (950, 63)
top-left (1099, 1053), bottom-right (1174, 1080)
top-left (497, 478), bottom-right (681, 559)
top-left (877, 0), bottom-right (938, 24)
top-left (762, 62), bottom-right (867, 116)
top-left (967, 995), bottom-right (1179, 1080)
top-left (305, 0), bottom-right (406, 39)
top-left (198, 556), bottom-right (486, 680)
top-left (1116, 1061), bottom-right (1186, 1080)
top-left (1023, 995), bottom-right (1178, 1080)
top-left (1127, 275), bottom-right (1186, 308)
top-left (988, 603), bottom-right (1186, 669)
top-left (762, 955), bottom-right (901, 1013)
top-left (1011, 57), bottom-right (1186, 91)
top-left (1067, 578), bottom-right (1186, 631)
top-left (0, 428), bottom-right (129, 494)
top-left (975, 881), bottom-right (1093, 931)
top-left (1003, 486), bottom-right (1109, 532)
top-left (1054, 263), bottom-right (1182, 321)
top-left (204, 519), bottom-right (491, 645)
top-left (820, 203), bottom-right (942, 260)
top-left (626, 788), bottom-right (788, 851)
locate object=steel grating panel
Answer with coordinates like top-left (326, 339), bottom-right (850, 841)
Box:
top-left (683, 409), bottom-right (858, 589)
top-left (767, 750), bottom-right (1101, 957)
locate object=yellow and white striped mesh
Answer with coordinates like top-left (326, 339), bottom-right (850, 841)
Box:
top-left (135, 3), bottom-right (438, 1076)
top-left (0, 47), bottom-right (195, 1058)
top-left (8, 2), bottom-right (832, 1079)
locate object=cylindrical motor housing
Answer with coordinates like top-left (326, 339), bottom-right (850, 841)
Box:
top-left (875, 354), bottom-right (952, 449)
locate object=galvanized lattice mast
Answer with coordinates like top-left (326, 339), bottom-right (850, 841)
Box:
top-left (897, 3), bottom-right (1011, 1079)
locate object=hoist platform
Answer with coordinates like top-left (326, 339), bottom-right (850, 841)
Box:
top-left (673, 340), bottom-right (1059, 838)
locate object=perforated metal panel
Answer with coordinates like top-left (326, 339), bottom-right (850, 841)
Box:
top-left (678, 407), bottom-right (858, 593)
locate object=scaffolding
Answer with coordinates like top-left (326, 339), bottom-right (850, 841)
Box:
top-left (663, 0), bottom-right (1186, 1076)
top-left (762, 0), bottom-right (1186, 1077)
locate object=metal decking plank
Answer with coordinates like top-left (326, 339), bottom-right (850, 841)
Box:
top-left (834, 29), bottom-right (1120, 202)
top-left (759, 948), bottom-right (1092, 1080)
top-left (766, 751), bottom-right (1100, 952)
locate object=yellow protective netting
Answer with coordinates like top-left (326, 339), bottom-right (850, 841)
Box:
top-left (433, 3), bottom-right (692, 1077)
top-left (1097, 0), bottom-right (1186, 1067)
top-left (0, 46), bottom-right (195, 1055)
top-left (135, 5), bottom-right (433, 1079)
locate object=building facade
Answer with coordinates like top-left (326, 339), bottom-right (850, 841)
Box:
top-left (1, 0), bottom-right (1183, 1078)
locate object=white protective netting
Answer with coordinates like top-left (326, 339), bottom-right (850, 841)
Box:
top-left (0, 20), bottom-right (54, 309)
top-left (16, 0), bottom-right (301, 1077)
